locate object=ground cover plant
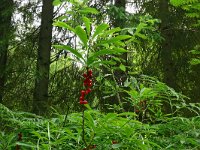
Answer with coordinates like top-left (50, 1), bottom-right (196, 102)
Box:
top-left (1, 100), bottom-right (200, 150)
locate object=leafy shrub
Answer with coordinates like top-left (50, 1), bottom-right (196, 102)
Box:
top-left (1, 104), bottom-right (200, 150)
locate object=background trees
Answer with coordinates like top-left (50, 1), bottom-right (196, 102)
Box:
top-left (0, 0), bottom-right (199, 115)
top-left (0, 0), bottom-right (14, 103)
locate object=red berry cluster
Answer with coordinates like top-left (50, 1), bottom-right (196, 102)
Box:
top-left (79, 69), bottom-right (93, 104)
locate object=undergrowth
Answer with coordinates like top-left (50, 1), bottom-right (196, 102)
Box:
top-left (1, 103), bottom-right (200, 150)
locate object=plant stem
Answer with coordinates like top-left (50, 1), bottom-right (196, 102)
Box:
top-left (82, 106), bottom-right (88, 148)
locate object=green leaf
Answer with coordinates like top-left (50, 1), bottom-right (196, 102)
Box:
top-left (53, 21), bottom-right (75, 32)
top-left (16, 142), bottom-right (36, 148)
top-left (117, 112), bottom-right (137, 117)
top-left (84, 104), bottom-right (92, 110)
top-left (89, 48), bottom-right (127, 59)
top-left (104, 27), bottom-right (121, 36)
top-left (75, 26), bottom-right (88, 48)
top-left (82, 16), bottom-right (91, 37)
top-left (136, 33), bottom-right (147, 39)
top-left (85, 111), bottom-right (95, 129)
top-left (53, 45), bottom-right (85, 62)
top-left (87, 48), bottom-right (127, 66)
top-left (89, 60), bottom-right (117, 67)
top-left (92, 23), bottom-right (109, 39)
top-left (190, 58), bottom-right (200, 65)
top-left (103, 35), bottom-right (132, 44)
top-left (53, 0), bottom-right (61, 6)
top-left (190, 49), bottom-right (200, 54)
top-left (111, 143), bottom-right (122, 149)
top-left (79, 7), bottom-right (99, 14)
top-left (119, 64), bottom-right (126, 72)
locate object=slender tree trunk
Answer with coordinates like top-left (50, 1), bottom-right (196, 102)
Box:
top-left (33, 0), bottom-right (53, 115)
top-left (114, 0), bottom-right (128, 66)
top-left (0, 0), bottom-right (13, 103)
top-left (158, 0), bottom-right (177, 113)
top-left (158, 0), bottom-right (177, 89)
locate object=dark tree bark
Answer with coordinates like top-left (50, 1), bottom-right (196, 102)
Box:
top-left (0, 0), bottom-right (13, 103)
top-left (33, 0), bottom-right (54, 115)
top-left (158, 0), bottom-right (177, 89)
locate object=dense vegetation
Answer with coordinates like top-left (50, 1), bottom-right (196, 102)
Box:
top-left (0, 0), bottom-right (200, 149)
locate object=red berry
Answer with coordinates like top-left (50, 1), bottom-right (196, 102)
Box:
top-left (79, 96), bottom-right (84, 101)
top-left (84, 81), bottom-right (87, 86)
top-left (80, 100), bottom-right (88, 104)
top-left (86, 88), bottom-right (91, 94)
top-left (88, 82), bottom-right (92, 87)
top-left (83, 73), bottom-right (87, 78)
top-left (88, 70), bottom-right (92, 75)
top-left (88, 74), bottom-right (92, 78)
top-left (81, 90), bottom-right (85, 96)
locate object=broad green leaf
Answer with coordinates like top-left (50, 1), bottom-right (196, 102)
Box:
top-left (53, 0), bottom-right (61, 6)
top-left (87, 48), bottom-right (127, 66)
top-left (102, 35), bottom-right (132, 44)
top-left (104, 27), bottom-right (121, 36)
top-left (79, 7), bottom-right (99, 14)
top-left (190, 58), bottom-right (200, 65)
top-left (136, 33), bottom-right (147, 39)
top-left (75, 26), bottom-right (88, 47)
top-left (92, 23), bottom-right (109, 39)
top-left (119, 64), bottom-right (126, 72)
top-left (53, 21), bottom-right (75, 32)
top-left (85, 111), bottom-right (95, 129)
top-left (190, 50), bottom-right (200, 54)
top-left (53, 45), bottom-right (85, 62)
top-left (82, 16), bottom-right (91, 37)
top-left (135, 23), bottom-right (147, 34)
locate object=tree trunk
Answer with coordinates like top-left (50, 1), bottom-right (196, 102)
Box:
top-left (0, 0), bottom-right (13, 103)
top-left (158, 0), bottom-right (177, 113)
top-left (158, 0), bottom-right (176, 90)
top-left (33, 0), bottom-right (54, 115)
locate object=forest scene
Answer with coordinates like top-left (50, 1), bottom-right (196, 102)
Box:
top-left (0, 0), bottom-right (200, 149)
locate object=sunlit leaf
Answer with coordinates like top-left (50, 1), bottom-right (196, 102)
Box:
top-left (53, 21), bottom-right (75, 32)
top-left (82, 16), bottom-right (91, 36)
top-left (79, 7), bottom-right (99, 14)
top-left (92, 23), bottom-right (109, 39)
top-left (119, 64), bottom-right (126, 72)
top-left (75, 26), bottom-right (88, 48)
top-left (53, 45), bottom-right (85, 62)
top-left (53, 0), bottom-right (62, 6)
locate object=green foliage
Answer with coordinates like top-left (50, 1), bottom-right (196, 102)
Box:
top-left (1, 104), bottom-right (200, 149)
top-left (170, 0), bottom-right (200, 26)
top-left (124, 75), bottom-right (196, 122)
top-left (190, 45), bottom-right (200, 65)
top-left (170, 0), bottom-right (200, 66)
top-left (53, 13), bottom-right (130, 67)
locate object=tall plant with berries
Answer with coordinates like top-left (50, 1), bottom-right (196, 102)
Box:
top-left (53, 0), bottom-right (134, 148)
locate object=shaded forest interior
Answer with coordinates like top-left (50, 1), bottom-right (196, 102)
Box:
top-left (0, 0), bottom-right (200, 149)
